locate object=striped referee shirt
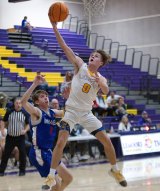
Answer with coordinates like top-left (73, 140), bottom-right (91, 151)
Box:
top-left (3, 109), bottom-right (30, 137)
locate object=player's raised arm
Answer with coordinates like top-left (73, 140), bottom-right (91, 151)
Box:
top-left (21, 75), bottom-right (45, 117)
top-left (50, 21), bottom-right (83, 73)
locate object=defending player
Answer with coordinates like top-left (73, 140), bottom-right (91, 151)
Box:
top-left (21, 75), bottom-right (72, 191)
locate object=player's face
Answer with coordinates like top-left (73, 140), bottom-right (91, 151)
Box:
top-left (88, 52), bottom-right (103, 68)
top-left (37, 93), bottom-right (49, 107)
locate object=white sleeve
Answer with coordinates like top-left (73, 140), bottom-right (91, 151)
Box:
top-left (118, 122), bottom-right (124, 131)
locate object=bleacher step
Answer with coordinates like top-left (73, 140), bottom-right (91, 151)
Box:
top-left (145, 104), bottom-right (160, 109)
top-left (0, 86), bottom-right (26, 91)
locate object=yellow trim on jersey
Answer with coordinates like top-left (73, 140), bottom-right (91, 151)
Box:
top-left (88, 68), bottom-right (95, 77)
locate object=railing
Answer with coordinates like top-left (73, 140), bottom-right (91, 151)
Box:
top-left (0, 69), bottom-right (25, 97)
top-left (64, 16), bottom-right (160, 100)
top-left (41, 39), bottom-right (48, 56)
top-left (9, 16), bottom-right (158, 98)
top-left (0, 71), bottom-right (5, 87)
top-left (16, 75), bottom-right (26, 97)
top-left (66, 15), bottom-right (160, 78)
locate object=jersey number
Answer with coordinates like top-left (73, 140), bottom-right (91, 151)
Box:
top-left (82, 83), bottom-right (91, 93)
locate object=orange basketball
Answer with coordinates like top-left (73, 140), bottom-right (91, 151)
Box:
top-left (48, 2), bottom-right (69, 22)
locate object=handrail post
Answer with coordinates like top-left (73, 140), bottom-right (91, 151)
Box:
top-left (0, 71), bottom-right (4, 86)
top-left (141, 54), bottom-right (151, 72)
top-left (149, 57), bottom-right (159, 75)
top-left (124, 48), bottom-right (135, 65)
top-left (62, 14), bottom-right (71, 29)
top-left (118, 45), bottom-right (127, 62)
top-left (110, 41), bottom-right (120, 60)
top-left (132, 51), bottom-right (143, 67)
top-left (69, 16), bottom-right (78, 32)
top-left (102, 39), bottom-right (112, 54)
top-left (42, 39), bottom-right (48, 56)
top-left (87, 32), bottom-right (98, 49)
top-left (78, 20), bottom-right (88, 34)
top-left (29, 34), bottom-right (32, 49)
top-left (95, 35), bottom-right (105, 50)
top-left (156, 61), bottom-right (160, 76)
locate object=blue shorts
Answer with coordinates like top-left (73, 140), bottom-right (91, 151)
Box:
top-left (29, 146), bottom-right (52, 177)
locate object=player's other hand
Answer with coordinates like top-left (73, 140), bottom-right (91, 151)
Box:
top-left (33, 74), bottom-right (46, 86)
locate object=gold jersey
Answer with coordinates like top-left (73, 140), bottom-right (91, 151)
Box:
top-left (66, 63), bottom-right (99, 111)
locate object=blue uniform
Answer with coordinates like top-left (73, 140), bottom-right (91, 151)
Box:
top-left (29, 109), bottom-right (59, 177)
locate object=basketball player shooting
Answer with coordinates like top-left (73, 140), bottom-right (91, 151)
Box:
top-left (43, 6), bottom-right (127, 191)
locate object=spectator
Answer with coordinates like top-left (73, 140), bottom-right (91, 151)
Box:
top-left (106, 91), bottom-right (123, 116)
top-left (61, 71), bottom-right (73, 100)
top-left (0, 97), bottom-right (30, 176)
top-left (50, 98), bottom-right (61, 123)
top-left (92, 91), bottom-right (107, 116)
top-left (137, 111), bottom-right (152, 126)
top-left (68, 124), bottom-right (90, 163)
top-left (50, 98), bottom-right (60, 109)
top-left (115, 97), bottom-right (127, 120)
top-left (21, 16), bottom-right (33, 32)
top-left (118, 115), bottom-right (131, 132)
top-left (0, 92), bottom-right (8, 108)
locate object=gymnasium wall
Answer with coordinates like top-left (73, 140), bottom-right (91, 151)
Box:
top-left (90, 0), bottom-right (160, 63)
top-left (0, 0), bottom-right (159, 75)
top-left (0, 0), bottom-right (84, 29)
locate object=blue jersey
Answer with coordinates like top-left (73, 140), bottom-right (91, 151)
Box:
top-left (31, 109), bottom-right (59, 150)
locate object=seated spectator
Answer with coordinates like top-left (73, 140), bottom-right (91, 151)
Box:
top-left (118, 115), bottom-right (131, 132)
top-left (137, 111), bottom-right (152, 126)
top-left (50, 98), bottom-right (62, 123)
top-left (50, 98), bottom-right (60, 109)
top-left (115, 97), bottom-right (127, 120)
top-left (92, 91), bottom-right (107, 116)
top-left (0, 92), bottom-right (8, 108)
top-left (61, 71), bottom-right (73, 100)
top-left (68, 124), bottom-right (90, 163)
top-left (21, 16), bottom-right (33, 32)
top-left (106, 91), bottom-right (123, 116)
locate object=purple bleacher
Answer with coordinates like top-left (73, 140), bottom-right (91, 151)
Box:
top-left (30, 26), bottom-right (95, 60)
top-left (9, 57), bottom-right (47, 61)
top-left (1, 27), bottom-right (159, 119)
top-left (30, 68), bottom-right (68, 74)
top-left (12, 61), bottom-right (55, 65)
top-left (102, 61), bottom-right (160, 91)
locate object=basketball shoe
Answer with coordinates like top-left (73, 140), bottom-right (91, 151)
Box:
top-left (41, 174), bottom-right (56, 191)
top-left (109, 169), bottom-right (127, 187)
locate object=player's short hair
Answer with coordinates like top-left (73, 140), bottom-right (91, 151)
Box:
top-left (32, 90), bottom-right (48, 104)
top-left (95, 49), bottom-right (112, 66)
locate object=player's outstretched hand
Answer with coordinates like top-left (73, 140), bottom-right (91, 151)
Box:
top-left (33, 74), bottom-right (46, 86)
top-left (94, 72), bottom-right (107, 87)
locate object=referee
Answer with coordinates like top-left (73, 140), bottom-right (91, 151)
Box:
top-left (0, 97), bottom-right (30, 176)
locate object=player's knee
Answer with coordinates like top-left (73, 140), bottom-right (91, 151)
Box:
top-left (59, 121), bottom-right (70, 132)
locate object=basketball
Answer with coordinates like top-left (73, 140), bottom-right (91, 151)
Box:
top-left (48, 2), bottom-right (69, 22)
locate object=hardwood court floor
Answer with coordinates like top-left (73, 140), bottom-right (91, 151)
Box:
top-left (0, 156), bottom-right (160, 191)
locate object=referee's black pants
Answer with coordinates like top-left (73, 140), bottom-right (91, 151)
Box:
top-left (0, 135), bottom-right (26, 173)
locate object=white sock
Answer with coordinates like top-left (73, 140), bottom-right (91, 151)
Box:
top-left (49, 168), bottom-right (56, 176)
top-left (111, 164), bottom-right (119, 172)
